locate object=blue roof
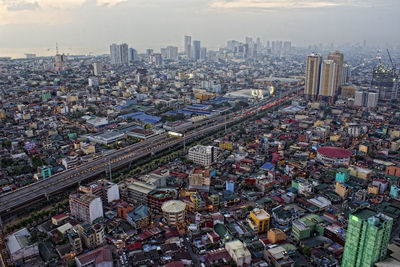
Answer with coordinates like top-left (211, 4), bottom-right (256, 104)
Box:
top-left (179, 109), bottom-right (212, 115)
top-left (206, 96), bottom-right (230, 104)
top-left (127, 205), bottom-right (149, 221)
top-left (260, 162), bottom-right (274, 171)
top-left (119, 112), bottom-right (161, 124)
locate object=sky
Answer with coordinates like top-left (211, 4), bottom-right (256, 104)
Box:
top-left (0, 0), bottom-right (399, 58)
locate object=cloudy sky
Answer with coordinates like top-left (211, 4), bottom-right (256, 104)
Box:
top-left (0, 0), bottom-right (399, 57)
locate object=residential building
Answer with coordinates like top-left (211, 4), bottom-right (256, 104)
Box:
top-left (78, 180), bottom-right (120, 204)
top-left (319, 60), bottom-right (336, 99)
top-left (354, 89), bottom-right (378, 108)
top-left (93, 62), bottom-right (102, 76)
top-left (187, 145), bottom-right (217, 166)
top-left (77, 223), bottom-right (105, 250)
top-left (247, 208), bottom-right (270, 233)
top-left (75, 245), bottom-right (112, 267)
top-left (193, 40), bottom-right (201, 61)
top-left (188, 167), bottom-right (211, 191)
top-left (161, 200), bottom-right (186, 228)
top-left (126, 205), bottom-right (150, 229)
top-left (342, 208), bottom-right (393, 267)
top-left (267, 228), bottom-right (287, 244)
top-left (327, 50), bottom-right (344, 96)
top-left (69, 193), bottom-right (103, 224)
top-left (110, 43), bottom-right (129, 65)
top-left (126, 181), bottom-right (155, 204)
top-left (305, 53), bottom-right (322, 99)
top-left (184, 35), bottom-right (191, 59)
top-left (264, 245), bottom-right (294, 267)
top-left (225, 240), bottom-right (251, 266)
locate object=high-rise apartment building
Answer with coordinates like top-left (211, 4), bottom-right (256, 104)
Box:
top-left (55, 54), bottom-right (67, 72)
top-left (305, 53), bottom-right (322, 99)
top-left (128, 48), bottom-right (137, 62)
top-left (69, 193), bottom-right (103, 224)
top-left (166, 46), bottom-right (178, 60)
top-left (283, 41), bottom-right (291, 54)
top-left (328, 50), bottom-right (344, 96)
top-left (78, 180), bottom-right (120, 205)
top-left (342, 208), bottom-right (393, 267)
top-left (319, 59), bottom-right (336, 99)
top-left (342, 64), bottom-right (351, 85)
top-left (200, 47), bottom-right (207, 61)
top-left (184, 35), bottom-right (192, 59)
top-left (110, 43), bottom-right (129, 65)
top-left (354, 89), bottom-right (378, 108)
top-left (193, 40), bottom-right (201, 61)
top-left (93, 62), bottom-right (102, 76)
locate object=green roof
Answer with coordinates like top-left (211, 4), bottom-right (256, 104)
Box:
top-left (214, 223), bottom-right (227, 238)
top-left (352, 208), bottom-right (377, 220)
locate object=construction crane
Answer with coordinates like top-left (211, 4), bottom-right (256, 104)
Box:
top-left (386, 48), bottom-right (396, 70)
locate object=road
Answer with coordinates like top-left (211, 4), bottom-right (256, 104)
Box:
top-left (0, 92), bottom-right (293, 219)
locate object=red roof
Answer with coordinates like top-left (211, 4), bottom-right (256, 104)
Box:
top-left (76, 246), bottom-right (112, 265)
top-left (166, 261), bottom-right (184, 267)
top-left (317, 146), bottom-right (351, 158)
top-left (126, 242), bottom-right (142, 251)
top-left (52, 213), bottom-right (68, 220)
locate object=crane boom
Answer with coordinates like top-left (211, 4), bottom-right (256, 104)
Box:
top-left (386, 48), bottom-right (395, 70)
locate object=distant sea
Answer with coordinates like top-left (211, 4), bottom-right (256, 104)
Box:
top-left (0, 47), bottom-right (105, 59)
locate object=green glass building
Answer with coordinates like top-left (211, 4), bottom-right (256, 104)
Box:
top-left (342, 208), bottom-right (393, 267)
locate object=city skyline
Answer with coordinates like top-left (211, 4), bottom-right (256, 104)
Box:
top-left (1, 0), bottom-right (400, 58)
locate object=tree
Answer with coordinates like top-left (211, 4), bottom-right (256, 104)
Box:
top-left (32, 155), bottom-right (44, 169)
top-left (1, 157), bottom-right (13, 168)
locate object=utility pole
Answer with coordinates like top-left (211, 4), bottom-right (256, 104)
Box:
top-left (108, 157), bottom-right (112, 180)
top-left (224, 115), bottom-right (227, 134)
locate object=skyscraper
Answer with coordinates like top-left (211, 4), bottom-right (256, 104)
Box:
top-left (200, 47), bottom-right (207, 61)
top-left (54, 54), bottom-right (66, 72)
top-left (319, 59), bottom-right (336, 99)
top-left (184, 35), bottom-right (192, 59)
top-left (328, 50), bottom-right (344, 96)
top-left (128, 48), bottom-right (137, 63)
top-left (193, 40), bottom-right (201, 61)
top-left (371, 64), bottom-right (398, 101)
top-left (305, 53), bottom-right (322, 99)
top-left (93, 62), bottom-right (102, 76)
top-left (110, 43), bottom-right (129, 65)
top-left (166, 46), bottom-right (178, 60)
top-left (342, 64), bottom-right (351, 85)
top-left (354, 89), bottom-right (378, 108)
top-left (342, 208), bottom-right (393, 267)
top-left (283, 41), bottom-right (291, 54)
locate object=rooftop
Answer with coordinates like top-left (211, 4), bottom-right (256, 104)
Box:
top-left (317, 146), bottom-right (352, 158)
top-left (161, 200), bottom-right (186, 213)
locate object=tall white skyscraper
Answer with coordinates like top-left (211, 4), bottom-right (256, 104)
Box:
top-left (110, 43), bottom-right (129, 65)
top-left (184, 35), bottom-right (192, 59)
